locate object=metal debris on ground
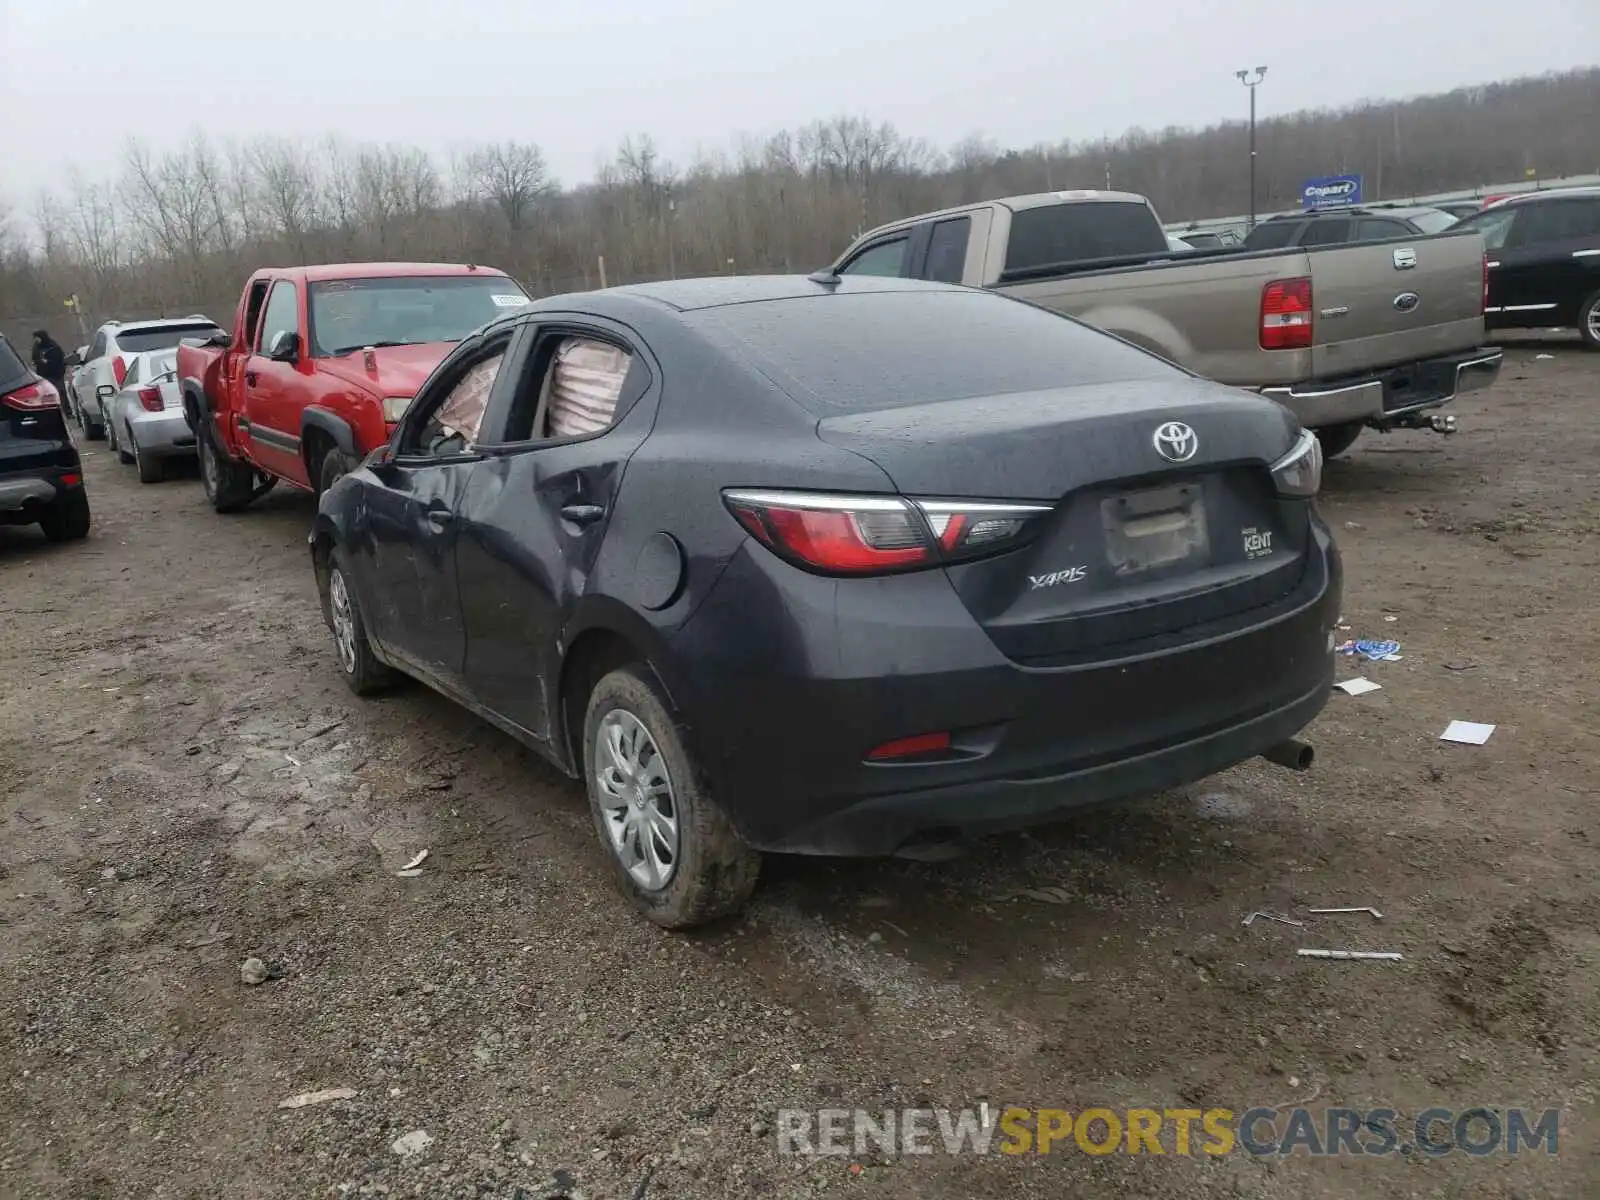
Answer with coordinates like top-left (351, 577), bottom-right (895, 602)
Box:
top-left (395, 869), bottom-right (425, 879)
top-left (1308, 906), bottom-right (1384, 919)
top-left (1297, 949), bottom-right (1403, 961)
top-left (401, 849), bottom-right (429, 871)
top-left (1440, 720), bottom-right (1496, 745)
top-left (1242, 911), bottom-right (1305, 928)
top-left (278, 1086), bottom-right (358, 1110)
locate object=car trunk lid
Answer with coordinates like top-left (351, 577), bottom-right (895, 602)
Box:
top-left (816, 379), bottom-right (1310, 662)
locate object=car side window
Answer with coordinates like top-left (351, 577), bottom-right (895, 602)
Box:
top-left (498, 329), bottom-right (648, 445)
top-left (90, 330), bottom-right (107, 359)
top-left (839, 236), bottom-right (910, 277)
top-left (1299, 218), bottom-right (1352, 247)
top-left (1516, 200), bottom-right (1598, 246)
top-left (1462, 206), bottom-right (1519, 251)
top-left (257, 282), bottom-right (298, 353)
top-left (1357, 219), bottom-right (1408, 240)
top-left (126, 358), bottom-right (141, 386)
top-left (1242, 221), bottom-right (1298, 250)
top-left (923, 218), bottom-right (971, 284)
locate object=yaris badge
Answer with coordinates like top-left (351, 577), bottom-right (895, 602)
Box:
top-left (1153, 421), bottom-right (1199, 463)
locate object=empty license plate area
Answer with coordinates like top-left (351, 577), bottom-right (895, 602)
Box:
top-left (1100, 483), bottom-right (1209, 576)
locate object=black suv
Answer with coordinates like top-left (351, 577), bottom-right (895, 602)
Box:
top-left (1450, 188), bottom-right (1600, 348)
top-left (0, 334), bottom-right (91, 542)
top-left (1242, 205), bottom-right (1460, 251)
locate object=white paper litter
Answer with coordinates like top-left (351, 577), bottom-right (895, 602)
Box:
top-left (278, 1087), bottom-right (358, 1109)
top-left (1441, 720), bottom-right (1496, 745)
top-left (1334, 677), bottom-right (1382, 696)
top-left (401, 849), bottom-right (429, 871)
top-left (395, 868), bottom-right (425, 879)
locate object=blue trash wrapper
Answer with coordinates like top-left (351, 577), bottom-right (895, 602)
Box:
top-left (1337, 639), bottom-right (1400, 661)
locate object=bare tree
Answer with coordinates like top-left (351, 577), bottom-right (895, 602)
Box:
top-left (466, 141), bottom-right (553, 231)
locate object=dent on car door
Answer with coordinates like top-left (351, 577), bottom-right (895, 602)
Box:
top-left (456, 323), bottom-right (656, 742)
top-left (361, 335), bottom-right (514, 687)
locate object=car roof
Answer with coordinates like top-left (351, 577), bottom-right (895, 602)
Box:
top-left (1493, 186), bottom-right (1600, 208)
top-left (263, 262), bottom-right (514, 283)
top-left (556, 274), bottom-right (969, 314)
top-left (109, 316), bottom-right (218, 334)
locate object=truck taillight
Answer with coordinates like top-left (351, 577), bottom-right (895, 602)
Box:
top-left (137, 386), bottom-right (163, 412)
top-left (1260, 278), bottom-right (1313, 351)
top-left (112, 355), bottom-right (128, 387)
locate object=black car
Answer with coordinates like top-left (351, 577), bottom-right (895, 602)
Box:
top-left (1242, 205), bottom-right (1460, 251)
top-left (0, 334), bottom-right (91, 543)
top-left (309, 276), bottom-right (1341, 927)
top-left (1450, 188), bottom-right (1600, 347)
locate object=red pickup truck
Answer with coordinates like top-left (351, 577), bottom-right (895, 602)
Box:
top-left (178, 262), bottom-right (530, 511)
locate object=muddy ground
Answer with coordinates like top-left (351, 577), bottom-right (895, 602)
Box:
top-left (1, 343), bottom-right (1596, 1199)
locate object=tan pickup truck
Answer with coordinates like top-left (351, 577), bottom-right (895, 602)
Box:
top-left (829, 190), bottom-right (1503, 456)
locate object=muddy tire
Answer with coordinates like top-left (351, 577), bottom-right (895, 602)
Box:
top-left (323, 550), bottom-right (395, 696)
top-left (198, 422), bottom-right (259, 513)
top-left (110, 419), bottom-right (133, 465)
top-left (317, 446), bottom-right (358, 499)
top-left (583, 666), bottom-right (760, 929)
top-left (80, 398), bottom-right (104, 441)
top-left (1315, 421), bottom-right (1364, 459)
top-left (38, 491), bottom-right (91, 542)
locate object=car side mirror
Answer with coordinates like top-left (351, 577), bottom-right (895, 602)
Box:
top-left (206, 328), bottom-right (232, 348)
top-left (267, 330), bottom-right (300, 363)
top-left (367, 443), bottom-right (396, 470)
top-left (64, 352), bottom-right (82, 367)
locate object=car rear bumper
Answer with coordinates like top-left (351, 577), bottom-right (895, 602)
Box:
top-left (669, 522), bottom-right (1341, 856)
top-left (1262, 346), bottom-right (1502, 428)
top-left (128, 410), bottom-right (197, 456)
top-left (0, 460), bottom-right (84, 523)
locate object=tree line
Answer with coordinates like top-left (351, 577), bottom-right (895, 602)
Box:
top-left (2, 67), bottom-right (1595, 343)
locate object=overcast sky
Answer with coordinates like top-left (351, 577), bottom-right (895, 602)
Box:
top-left (3, 0), bottom-right (1596, 202)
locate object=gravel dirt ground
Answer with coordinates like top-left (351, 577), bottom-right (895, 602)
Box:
top-left (1, 343), bottom-right (1596, 1199)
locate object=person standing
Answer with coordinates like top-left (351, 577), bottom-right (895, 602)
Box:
top-left (30, 329), bottom-right (68, 399)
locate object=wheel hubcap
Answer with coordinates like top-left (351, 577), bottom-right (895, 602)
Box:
top-left (201, 439), bottom-right (217, 491)
top-left (1587, 301), bottom-right (1600, 342)
top-left (328, 568), bottom-right (358, 675)
top-left (593, 710), bottom-right (679, 892)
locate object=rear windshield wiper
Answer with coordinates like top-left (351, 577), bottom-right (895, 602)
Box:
top-left (328, 340), bottom-right (423, 356)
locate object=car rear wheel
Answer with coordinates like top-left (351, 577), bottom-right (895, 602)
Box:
top-left (1315, 421), bottom-right (1363, 459)
top-left (198, 423), bottom-right (260, 513)
top-left (1579, 289), bottom-right (1600, 350)
top-left (132, 432), bottom-right (164, 483)
top-left (38, 491), bottom-right (91, 542)
top-left (583, 666), bottom-right (760, 929)
top-left (80, 399), bottom-right (104, 441)
top-left (324, 551), bottom-right (394, 695)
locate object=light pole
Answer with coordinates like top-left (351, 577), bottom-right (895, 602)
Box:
top-left (1236, 66), bottom-right (1267, 229)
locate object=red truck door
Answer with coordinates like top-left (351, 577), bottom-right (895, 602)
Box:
top-left (242, 279), bottom-right (308, 484)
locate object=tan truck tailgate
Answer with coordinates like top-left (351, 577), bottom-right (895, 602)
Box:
top-left (1308, 231), bottom-right (1485, 379)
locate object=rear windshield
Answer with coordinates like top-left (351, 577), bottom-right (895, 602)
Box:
top-left (698, 289), bottom-right (1179, 415)
top-left (1004, 201), bottom-right (1168, 272)
top-left (115, 323), bottom-right (220, 354)
top-left (0, 336), bottom-right (29, 393)
top-left (1242, 221), bottom-right (1300, 250)
top-left (1406, 210), bottom-right (1460, 234)
top-left (307, 275), bottom-right (529, 357)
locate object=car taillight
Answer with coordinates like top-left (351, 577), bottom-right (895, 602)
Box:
top-left (112, 356), bottom-right (128, 387)
top-left (137, 386), bottom-right (163, 412)
top-left (1260, 278), bottom-right (1313, 350)
top-left (722, 489), bottom-right (1051, 576)
top-left (1, 379), bottom-right (59, 411)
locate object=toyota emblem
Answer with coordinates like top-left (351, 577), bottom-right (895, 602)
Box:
top-left (1153, 421), bottom-right (1199, 463)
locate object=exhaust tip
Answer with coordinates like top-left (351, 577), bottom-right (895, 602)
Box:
top-left (1262, 738), bottom-right (1315, 771)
